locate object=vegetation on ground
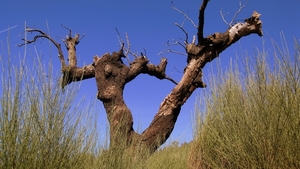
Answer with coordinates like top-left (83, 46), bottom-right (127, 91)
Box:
top-left (1, 37), bottom-right (299, 168)
top-left (0, 55), bottom-right (99, 168)
top-left (190, 38), bottom-right (300, 168)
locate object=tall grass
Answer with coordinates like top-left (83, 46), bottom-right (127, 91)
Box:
top-left (145, 142), bottom-right (190, 169)
top-left (0, 53), bottom-right (99, 168)
top-left (190, 38), bottom-right (300, 168)
top-left (4, 32), bottom-right (299, 169)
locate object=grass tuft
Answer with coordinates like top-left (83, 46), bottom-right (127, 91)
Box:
top-left (0, 55), bottom-right (99, 169)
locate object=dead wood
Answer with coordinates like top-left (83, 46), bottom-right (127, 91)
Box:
top-left (19, 1), bottom-right (263, 155)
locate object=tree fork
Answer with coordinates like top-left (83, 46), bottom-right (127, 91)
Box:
top-left (19, 1), bottom-right (263, 155)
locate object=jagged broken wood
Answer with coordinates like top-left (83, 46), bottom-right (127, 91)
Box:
top-left (19, 0), bottom-right (262, 154)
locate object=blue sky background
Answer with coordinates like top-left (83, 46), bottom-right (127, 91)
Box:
top-left (1, 0), bottom-right (300, 145)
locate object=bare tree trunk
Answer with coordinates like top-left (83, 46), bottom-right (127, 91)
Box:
top-left (19, 0), bottom-right (263, 155)
top-left (93, 9), bottom-right (262, 152)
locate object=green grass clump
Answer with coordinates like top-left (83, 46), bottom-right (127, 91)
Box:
top-left (190, 39), bottom-right (300, 168)
top-left (0, 56), bottom-right (99, 169)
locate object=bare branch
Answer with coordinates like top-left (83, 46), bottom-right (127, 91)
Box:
top-left (79, 33), bottom-right (86, 41)
top-left (18, 26), bottom-right (94, 89)
top-left (61, 24), bottom-right (72, 38)
top-left (115, 27), bottom-right (123, 44)
top-left (143, 48), bottom-right (147, 56)
top-left (115, 27), bottom-right (132, 63)
top-left (171, 1), bottom-right (197, 28)
top-left (197, 0), bottom-right (209, 44)
top-left (165, 76), bottom-right (178, 85)
top-left (192, 35), bottom-right (196, 44)
top-left (173, 22), bottom-right (188, 45)
top-left (158, 49), bottom-right (187, 56)
top-left (173, 66), bottom-right (182, 73)
top-left (123, 48), bottom-right (140, 58)
top-left (143, 58), bottom-right (178, 85)
top-left (220, 8), bottom-right (231, 26)
top-left (125, 33), bottom-right (133, 60)
top-left (220, 0), bottom-right (249, 27)
top-left (123, 55), bottom-right (177, 85)
top-left (18, 28), bottom-right (66, 67)
top-left (231, 0), bottom-right (248, 25)
top-left (165, 39), bottom-right (186, 50)
top-left (64, 33), bottom-right (80, 67)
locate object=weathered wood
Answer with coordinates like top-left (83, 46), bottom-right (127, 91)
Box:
top-left (20, 1), bottom-right (263, 155)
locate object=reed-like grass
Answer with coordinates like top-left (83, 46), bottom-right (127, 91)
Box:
top-left (190, 38), bottom-right (300, 168)
top-left (3, 31), bottom-right (299, 169)
top-left (0, 54), bottom-right (99, 169)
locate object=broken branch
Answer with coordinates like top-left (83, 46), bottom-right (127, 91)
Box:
top-left (142, 58), bottom-right (178, 85)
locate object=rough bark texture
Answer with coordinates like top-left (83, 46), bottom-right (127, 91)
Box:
top-left (20, 1), bottom-right (263, 155)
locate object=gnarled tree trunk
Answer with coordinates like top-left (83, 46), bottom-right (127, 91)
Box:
top-left (19, 0), bottom-right (263, 155)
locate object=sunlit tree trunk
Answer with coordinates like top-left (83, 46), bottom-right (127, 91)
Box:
top-left (19, 1), bottom-right (263, 155)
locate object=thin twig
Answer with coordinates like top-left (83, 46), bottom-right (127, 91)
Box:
top-left (173, 66), bottom-right (182, 73)
top-left (143, 48), bottom-right (147, 56)
top-left (115, 27), bottom-right (131, 63)
top-left (192, 35), bottom-right (196, 44)
top-left (173, 22), bottom-right (188, 45)
top-left (79, 34), bottom-right (86, 41)
top-left (220, 8), bottom-right (230, 26)
top-left (166, 39), bottom-right (185, 49)
top-left (230, 0), bottom-right (248, 26)
top-left (0, 25), bottom-right (18, 34)
top-left (115, 27), bottom-right (124, 45)
top-left (18, 27), bottom-right (66, 67)
top-left (158, 49), bottom-right (187, 56)
top-left (165, 75), bottom-right (178, 85)
top-left (122, 47), bottom-right (139, 59)
top-left (125, 33), bottom-right (133, 60)
top-left (61, 24), bottom-right (72, 39)
top-left (220, 0), bottom-right (248, 27)
top-left (171, 1), bottom-right (197, 28)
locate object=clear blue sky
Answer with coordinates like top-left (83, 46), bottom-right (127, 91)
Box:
top-left (1, 0), bottom-right (300, 144)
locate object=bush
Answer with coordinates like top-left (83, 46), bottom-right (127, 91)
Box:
top-left (190, 38), bottom-right (300, 168)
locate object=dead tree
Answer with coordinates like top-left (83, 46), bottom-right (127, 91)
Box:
top-left (19, 0), bottom-right (263, 154)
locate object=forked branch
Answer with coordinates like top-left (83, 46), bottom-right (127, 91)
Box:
top-left (173, 22), bottom-right (188, 45)
top-left (19, 27), bottom-right (95, 89)
top-left (126, 54), bottom-right (178, 85)
top-left (220, 0), bottom-right (249, 27)
top-left (143, 58), bottom-right (178, 85)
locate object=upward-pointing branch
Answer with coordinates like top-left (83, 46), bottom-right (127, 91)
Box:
top-left (19, 27), bottom-right (95, 89)
top-left (18, 28), bottom-right (66, 67)
top-left (197, 0), bottom-right (209, 44)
